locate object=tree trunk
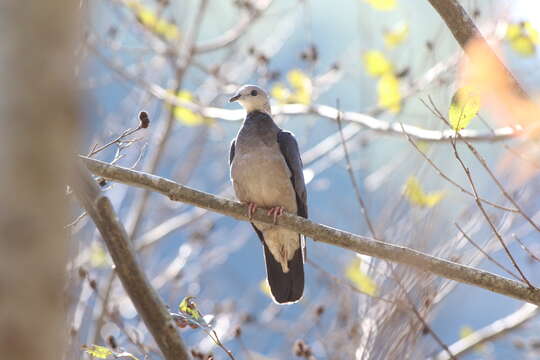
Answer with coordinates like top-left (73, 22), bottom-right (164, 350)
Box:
top-left (0, 2), bottom-right (79, 359)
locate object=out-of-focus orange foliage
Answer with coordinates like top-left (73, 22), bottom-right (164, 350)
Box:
top-left (460, 38), bottom-right (539, 135)
top-left (459, 37), bottom-right (540, 185)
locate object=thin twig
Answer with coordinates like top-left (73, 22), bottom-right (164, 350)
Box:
top-left (400, 121), bottom-right (517, 213)
top-left (513, 234), bottom-right (540, 263)
top-left (421, 99), bottom-right (533, 288)
top-left (335, 100), bottom-right (376, 236)
top-left (455, 223), bottom-right (521, 281)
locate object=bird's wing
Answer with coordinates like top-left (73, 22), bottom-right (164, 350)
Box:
top-left (277, 130), bottom-right (308, 219)
top-left (229, 139), bottom-right (236, 165)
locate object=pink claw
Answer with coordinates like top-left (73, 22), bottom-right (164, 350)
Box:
top-left (247, 203), bottom-right (258, 220)
top-left (267, 206), bottom-right (284, 224)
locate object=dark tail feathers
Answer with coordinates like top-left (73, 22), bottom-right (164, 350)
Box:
top-left (262, 241), bottom-right (304, 304)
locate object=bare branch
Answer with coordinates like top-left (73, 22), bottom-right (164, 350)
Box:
top-left (81, 156), bottom-right (540, 306)
top-left (434, 303), bottom-right (539, 360)
top-left (72, 165), bottom-right (191, 360)
top-left (426, 0), bottom-right (526, 96)
top-left (194, 0), bottom-right (273, 53)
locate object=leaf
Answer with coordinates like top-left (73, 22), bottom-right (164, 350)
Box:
top-left (364, 0), bottom-right (396, 11)
top-left (287, 69), bottom-right (312, 104)
top-left (449, 86), bottom-right (481, 130)
top-left (403, 176), bottom-right (445, 208)
top-left (271, 69), bottom-right (312, 104)
top-left (259, 279), bottom-right (272, 298)
top-left (363, 50), bottom-right (394, 77)
top-left (346, 258), bottom-right (378, 296)
top-left (82, 345), bottom-right (140, 360)
top-left (178, 296), bottom-right (203, 321)
top-left (270, 84), bottom-right (292, 103)
top-left (506, 21), bottom-right (539, 56)
top-left (127, 0), bottom-right (180, 40)
top-left (90, 242), bottom-right (109, 268)
top-left (82, 344), bottom-right (114, 359)
top-left (171, 91), bottom-right (210, 126)
top-left (384, 22), bottom-right (409, 48)
top-left (377, 73), bottom-right (401, 113)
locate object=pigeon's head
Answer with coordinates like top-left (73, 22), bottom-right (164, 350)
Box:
top-left (229, 85), bottom-right (271, 114)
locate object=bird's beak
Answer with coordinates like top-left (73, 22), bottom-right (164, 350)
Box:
top-left (229, 94), bottom-right (241, 103)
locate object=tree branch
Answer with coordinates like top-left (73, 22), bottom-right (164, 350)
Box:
top-left (72, 165), bottom-right (191, 360)
top-left (434, 303), bottom-right (539, 360)
top-left (81, 156), bottom-right (540, 306)
top-left (426, 0), bottom-right (526, 95)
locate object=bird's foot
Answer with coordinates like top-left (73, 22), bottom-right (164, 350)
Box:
top-left (267, 206), bottom-right (284, 224)
top-left (247, 202), bottom-right (258, 220)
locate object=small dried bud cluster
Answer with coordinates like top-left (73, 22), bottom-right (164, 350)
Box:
top-left (293, 339), bottom-right (313, 358)
top-left (191, 349), bottom-right (214, 360)
top-left (300, 44), bottom-right (318, 63)
top-left (138, 111), bottom-right (150, 129)
top-left (107, 335), bottom-right (118, 350)
top-left (97, 177), bottom-right (107, 187)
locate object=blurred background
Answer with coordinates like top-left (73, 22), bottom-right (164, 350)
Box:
top-left (68, 0), bottom-right (540, 358)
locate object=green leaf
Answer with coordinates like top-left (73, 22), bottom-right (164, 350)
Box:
top-left (364, 0), bottom-right (396, 11)
top-left (363, 50), bottom-right (394, 77)
top-left (449, 86), bottom-right (480, 130)
top-left (377, 73), bottom-right (401, 113)
top-left (384, 22), bottom-right (409, 48)
top-left (403, 176), bottom-right (445, 208)
top-left (82, 344), bottom-right (114, 359)
top-left (345, 258), bottom-right (378, 296)
top-left (178, 296), bottom-right (202, 321)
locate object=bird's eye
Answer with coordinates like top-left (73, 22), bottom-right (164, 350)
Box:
top-left (250, 90), bottom-right (258, 96)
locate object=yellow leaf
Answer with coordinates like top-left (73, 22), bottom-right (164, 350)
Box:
top-left (271, 69), bottom-right (312, 105)
top-left (82, 344), bottom-right (114, 359)
top-left (449, 86), bottom-right (480, 130)
top-left (403, 176), bottom-right (445, 208)
top-left (127, 0), bottom-right (180, 40)
top-left (384, 22), bottom-right (409, 48)
top-left (346, 258), bottom-right (377, 296)
top-left (171, 90), bottom-right (209, 126)
top-left (363, 50), bottom-right (394, 77)
top-left (364, 0), bottom-right (396, 11)
top-left (259, 279), bottom-right (272, 298)
top-left (271, 84), bottom-right (292, 103)
top-left (377, 73), bottom-right (401, 113)
top-left (506, 21), bottom-right (539, 56)
top-left (178, 296), bottom-right (202, 321)
top-left (90, 242), bottom-right (108, 268)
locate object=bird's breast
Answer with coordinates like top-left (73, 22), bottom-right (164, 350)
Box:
top-left (231, 144), bottom-right (297, 212)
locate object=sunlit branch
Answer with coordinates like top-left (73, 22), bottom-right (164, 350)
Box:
top-left (434, 303), bottom-right (539, 360)
top-left (72, 165), bottom-right (190, 360)
top-left (82, 156), bottom-right (540, 306)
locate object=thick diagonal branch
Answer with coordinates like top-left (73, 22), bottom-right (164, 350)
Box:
top-left (72, 165), bottom-right (190, 360)
top-left (81, 156), bottom-right (540, 306)
top-left (426, 0), bottom-right (526, 95)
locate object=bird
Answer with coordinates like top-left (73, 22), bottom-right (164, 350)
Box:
top-left (228, 84), bottom-right (307, 304)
